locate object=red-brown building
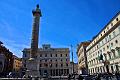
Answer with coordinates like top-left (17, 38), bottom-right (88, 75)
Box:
top-left (0, 41), bottom-right (13, 76)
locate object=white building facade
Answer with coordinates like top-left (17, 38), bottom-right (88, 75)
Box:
top-left (22, 44), bottom-right (70, 77)
top-left (86, 12), bottom-right (120, 74)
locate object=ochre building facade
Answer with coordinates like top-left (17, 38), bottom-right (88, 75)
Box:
top-left (77, 42), bottom-right (90, 74)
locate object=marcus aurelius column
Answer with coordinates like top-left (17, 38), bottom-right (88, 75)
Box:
top-left (26, 4), bottom-right (42, 77)
top-left (31, 4), bottom-right (42, 58)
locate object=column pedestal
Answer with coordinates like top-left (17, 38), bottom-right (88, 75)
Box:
top-left (26, 58), bottom-right (40, 77)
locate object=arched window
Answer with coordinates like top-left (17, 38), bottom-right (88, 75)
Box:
top-left (104, 54), bottom-right (107, 60)
top-left (112, 49), bottom-right (116, 58)
top-left (108, 53), bottom-right (111, 59)
top-left (115, 40), bottom-right (118, 44)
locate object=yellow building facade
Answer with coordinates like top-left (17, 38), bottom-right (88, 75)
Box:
top-left (13, 55), bottom-right (22, 72)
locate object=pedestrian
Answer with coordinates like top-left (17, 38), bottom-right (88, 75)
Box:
top-left (96, 74), bottom-right (101, 80)
top-left (68, 74), bottom-right (71, 80)
top-left (115, 71), bottom-right (120, 80)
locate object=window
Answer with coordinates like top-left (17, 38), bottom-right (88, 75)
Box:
top-left (44, 64), bottom-right (48, 67)
top-left (115, 40), bottom-right (118, 44)
top-left (51, 54), bottom-right (52, 57)
top-left (24, 60), bottom-right (26, 63)
top-left (46, 64), bottom-right (48, 67)
top-left (50, 59), bottom-right (52, 62)
top-left (61, 54), bottom-right (62, 57)
top-left (66, 63), bottom-right (68, 66)
top-left (107, 45), bottom-right (109, 49)
top-left (109, 35), bottom-right (111, 40)
top-left (24, 64), bottom-right (26, 67)
top-left (45, 54), bottom-right (47, 57)
top-left (97, 45), bottom-right (99, 48)
top-left (103, 48), bottom-right (105, 51)
top-left (111, 66), bottom-right (114, 73)
top-left (40, 60), bottom-right (42, 62)
top-left (98, 51), bottom-right (99, 54)
top-left (56, 54), bottom-right (57, 57)
top-left (40, 64), bottom-right (42, 67)
top-left (119, 26), bottom-right (120, 32)
top-left (45, 60), bottom-right (47, 62)
top-left (24, 54), bottom-right (27, 57)
top-left (113, 31), bottom-right (116, 37)
top-left (102, 40), bottom-right (104, 45)
top-left (113, 51), bottom-right (116, 58)
top-left (56, 64), bottom-right (58, 67)
top-left (116, 18), bottom-right (119, 21)
top-left (40, 54), bottom-right (42, 57)
top-left (96, 52), bottom-right (97, 56)
top-left (67, 69), bottom-right (69, 75)
top-left (116, 65), bottom-right (119, 71)
top-left (98, 42), bottom-right (101, 47)
top-left (107, 27), bottom-right (109, 30)
top-left (104, 31), bottom-right (105, 33)
top-left (66, 59), bottom-right (67, 61)
top-left (61, 59), bottom-right (62, 61)
top-left (111, 23), bottom-right (113, 26)
top-left (45, 47), bottom-right (48, 49)
top-left (55, 59), bottom-right (57, 61)
top-left (105, 37), bottom-right (107, 42)
top-left (61, 64), bottom-right (63, 67)
top-left (108, 53), bottom-right (111, 59)
top-left (111, 43), bottom-right (113, 47)
top-left (66, 54), bottom-right (67, 57)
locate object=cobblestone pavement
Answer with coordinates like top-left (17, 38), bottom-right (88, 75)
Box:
top-left (1, 75), bottom-right (120, 80)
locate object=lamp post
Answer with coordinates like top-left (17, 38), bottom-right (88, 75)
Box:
top-left (71, 45), bottom-right (75, 80)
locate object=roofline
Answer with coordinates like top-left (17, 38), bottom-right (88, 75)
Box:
top-left (91, 11), bottom-right (120, 42)
top-left (77, 41), bottom-right (91, 53)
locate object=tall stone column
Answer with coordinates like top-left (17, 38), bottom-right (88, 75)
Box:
top-left (31, 4), bottom-right (42, 58)
top-left (26, 4), bottom-right (42, 77)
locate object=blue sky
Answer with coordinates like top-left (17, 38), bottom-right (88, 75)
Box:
top-left (0, 0), bottom-right (120, 63)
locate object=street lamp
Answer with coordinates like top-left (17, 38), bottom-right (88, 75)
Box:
top-left (71, 45), bottom-right (75, 80)
top-left (71, 45), bottom-right (74, 74)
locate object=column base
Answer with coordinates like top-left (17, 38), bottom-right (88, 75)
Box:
top-left (25, 58), bottom-right (40, 77)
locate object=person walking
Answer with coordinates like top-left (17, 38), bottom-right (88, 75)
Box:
top-left (95, 74), bottom-right (101, 80)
